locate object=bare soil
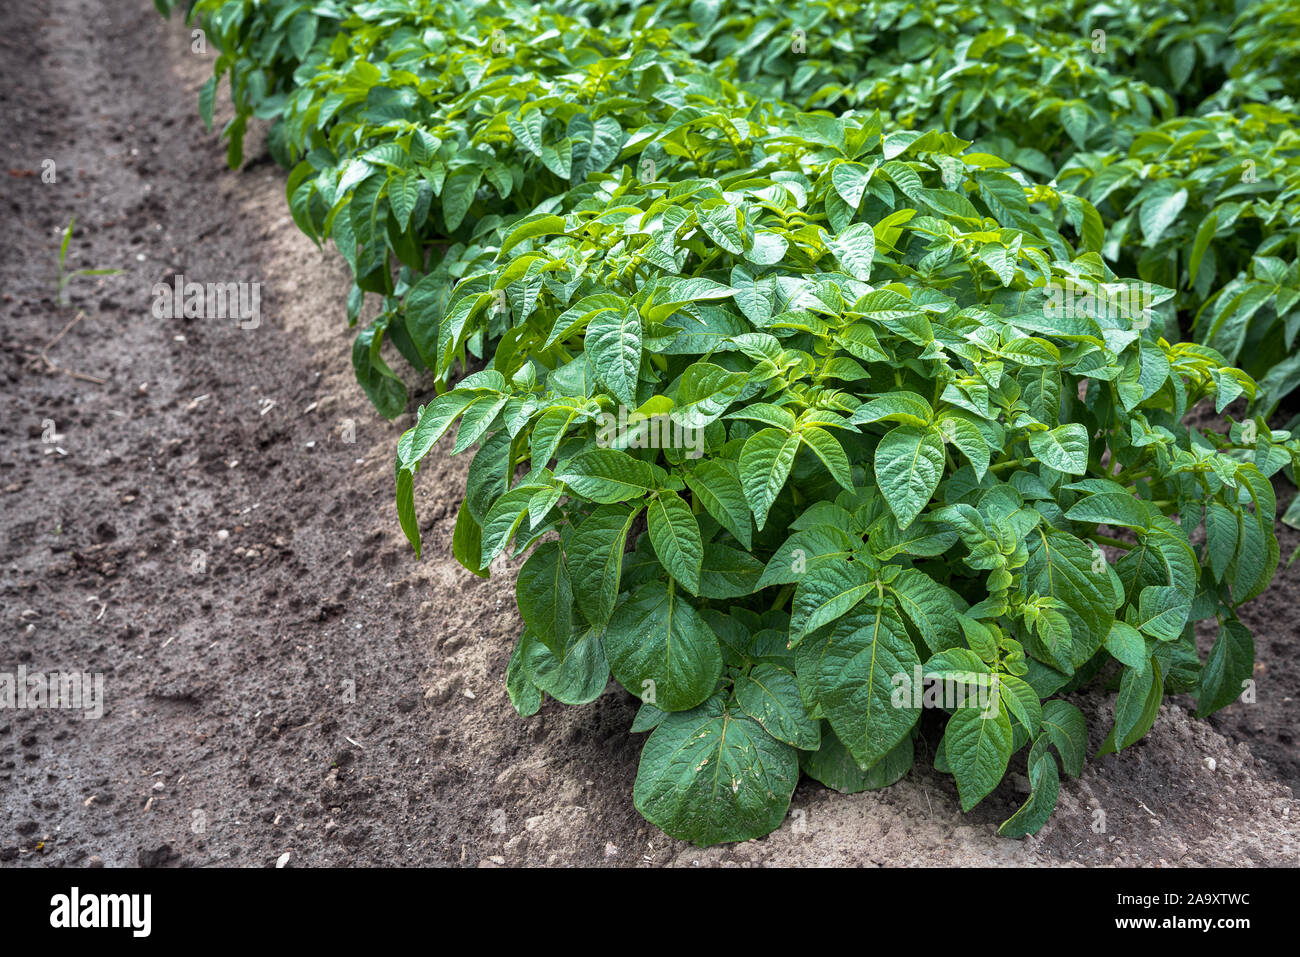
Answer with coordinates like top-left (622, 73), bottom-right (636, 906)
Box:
top-left (0, 0), bottom-right (1295, 868)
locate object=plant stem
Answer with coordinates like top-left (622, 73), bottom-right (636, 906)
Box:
top-left (989, 456), bottom-right (1039, 473)
top-left (1114, 466), bottom-right (1152, 484)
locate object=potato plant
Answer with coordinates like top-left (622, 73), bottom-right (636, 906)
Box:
top-left (163, 0), bottom-right (1300, 845)
top-left (172, 0), bottom-right (1300, 415)
top-left (393, 107), bottom-right (1295, 842)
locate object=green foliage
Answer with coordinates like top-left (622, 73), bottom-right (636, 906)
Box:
top-left (54, 217), bottom-right (121, 307)
top-left (164, 0), bottom-right (1300, 847)
top-left (583, 0), bottom-right (1300, 412)
top-left (391, 96), bottom-right (1292, 843)
top-left (1059, 106), bottom-right (1300, 412)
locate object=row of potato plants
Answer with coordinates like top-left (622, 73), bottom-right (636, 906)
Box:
top-left (170, 0), bottom-right (1300, 419)
top-left (580, 0), bottom-right (1300, 416)
top-left (161, 0), bottom-right (1299, 844)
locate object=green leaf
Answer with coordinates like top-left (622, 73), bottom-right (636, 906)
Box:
top-left (451, 498), bottom-right (485, 577)
top-left (801, 724), bottom-right (913, 794)
top-left (998, 746), bottom-right (1060, 837)
top-left (647, 490), bottom-right (703, 594)
top-left (1066, 492), bottom-right (1153, 530)
top-left (1025, 529), bottom-right (1115, 671)
top-left (441, 168), bottom-right (479, 232)
top-left (812, 604), bottom-right (922, 770)
top-left (586, 306), bottom-right (642, 407)
top-left (831, 161), bottom-right (874, 210)
top-left (522, 626), bottom-right (609, 706)
top-left (1099, 658), bottom-right (1163, 754)
top-left (568, 114), bottom-right (622, 181)
top-left (729, 265), bottom-right (777, 326)
top-left (569, 504), bottom-right (638, 628)
top-left (634, 697), bottom-right (799, 846)
top-left (945, 704), bottom-right (1013, 812)
top-left (1104, 621), bottom-right (1148, 673)
top-left (739, 428), bottom-right (800, 530)
top-left (999, 674), bottom-right (1043, 736)
top-left (698, 203), bottom-right (743, 254)
top-left (889, 568), bottom-right (964, 653)
top-left (800, 427), bottom-right (854, 491)
top-left (554, 448), bottom-right (663, 503)
top-left (543, 294), bottom-right (624, 349)
top-left (395, 466), bottom-right (420, 557)
top-left (450, 394), bottom-right (507, 454)
top-left (1188, 210), bottom-right (1218, 286)
top-left (643, 277), bottom-right (735, 323)
top-left (630, 700), bottom-right (667, 733)
top-left (507, 111), bottom-right (544, 157)
top-left (198, 75), bottom-right (216, 131)
top-left (499, 214), bottom-right (566, 257)
top-left (672, 362), bottom-right (747, 428)
top-left (1060, 101), bottom-right (1091, 150)
top-left (482, 485), bottom-right (547, 562)
top-left (1196, 619), bottom-right (1253, 718)
top-left (604, 580), bottom-right (722, 712)
top-left (697, 543), bottom-right (764, 599)
top-left (1204, 502), bottom-right (1238, 582)
top-left (759, 526), bottom-right (858, 589)
top-left (790, 560), bottom-right (876, 642)
top-left (938, 414), bottom-right (991, 479)
top-left (1040, 699), bottom-right (1087, 777)
top-left (1139, 188), bottom-right (1188, 245)
top-left (850, 392), bottom-right (933, 427)
top-left (924, 647), bottom-right (990, 683)
top-left (540, 139), bottom-right (572, 179)
top-left (874, 425), bottom-right (945, 529)
top-left (684, 461), bottom-right (751, 549)
top-left (1135, 584), bottom-right (1191, 642)
top-left (351, 327), bottom-right (407, 420)
top-left (827, 222), bottom-right (876, 281)
top-left (389, 170), bottom-right (420, 231)
top-left (870, 517), bottom-right (958, 560)
top-left (1029, 424), bottom-right (1089, 475)
top-left (516, 541), bottom-right (573, 652)
top-left (735, 664), bottom-right (821, 749)
top-left (288, 10), bottom-right (318, 59)
top-left (506, 635), bottom-right (542, 717)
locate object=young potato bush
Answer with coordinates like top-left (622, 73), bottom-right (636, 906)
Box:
top-left (163, 0), bottom-right (1300, 845)
top-left (397, 102), bottom-right (1296, 843)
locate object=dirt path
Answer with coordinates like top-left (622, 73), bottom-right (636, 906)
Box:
top-left (0, 0), bottom-right (1295, 868)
